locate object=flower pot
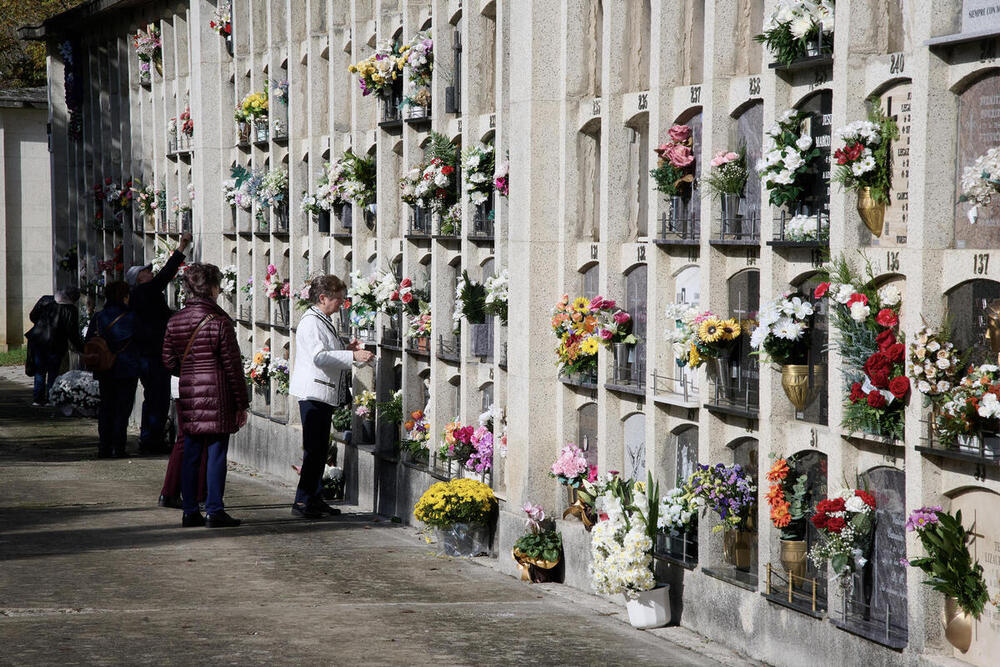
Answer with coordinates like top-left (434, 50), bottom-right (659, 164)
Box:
top-left (360, 418), bottom-right (375, 444)
top-left (435, 522), bottom-right (490, 557)
top-left (625, 585), bottom-right (671, 629)
top-left (414, 336), bottom-right (430, 352)
top-left (154, 59), bottom-right (162, 76)
top-left (669, 195), bottom-right (689, 229)
top-left (721, 193), bottom-right (743, 222)
top-left (805, 34), bottom-right (822, 57)
top-left (779, 539), bottom-right (808, 582)
top-left (723, 528), bottom-right (755, 571)
top-left (857, 187), bottom-right (885, 237)
top-left (614, 342), bottom-right (634, 383)
top-left (562, 487), bottom-right (595, 530)
top-left (237, 121), bottom-right (251, 144)
top-left (512, 549), bottom-right (561, 583)
top-left (781, 364), bottom-right (816, 411)
top-left (224, 32), bottom-right (234, 56)
top-left (275, 298), bottom-right (289, 325)
top-left (944, 595), bottom-right (973, 653)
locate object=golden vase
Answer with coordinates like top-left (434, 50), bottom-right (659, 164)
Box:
top-left (857, 187), bottom-right (885, 237)
top-left (780, 365), bottom-right (814, 411)
top-left (779, 539), bottom-right (808, 582)
top-left (944, 596), bottom-right (973, 653)
top-left (562, 488), bottom-right (595, 530)
top-left (723, 529), bottom-right (756, 571)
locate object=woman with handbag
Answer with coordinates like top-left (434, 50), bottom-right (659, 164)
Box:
top-left (85, 281), bottom-right (138, 458)
top-left (162, 263), bottom-right (248, 528)
top-left (289, 275), bottom-right (373, 518)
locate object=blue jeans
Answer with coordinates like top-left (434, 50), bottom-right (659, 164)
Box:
top-left (183, 434), bottom-right (230, 515)
top-left (138, 355), bottom-right (171, 449)
top-left (295, 400), bottom-right (334, 506)
top-left (97, 377), bottom-right (139, 456)
top-left (32, 351), bottom-right (62, 404)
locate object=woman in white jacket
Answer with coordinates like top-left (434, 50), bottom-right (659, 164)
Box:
top-left (289, 274), bottom-right (374, 518)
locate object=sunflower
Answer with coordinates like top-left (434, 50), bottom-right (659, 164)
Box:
top-left (580, 337), bottom-right (599, 355)
top-left (719, 319), bottom-right (742, 340)
top-left (698, 318), bottom-right (724, 343)
top-left (572, 297), bottom-right (590, 313)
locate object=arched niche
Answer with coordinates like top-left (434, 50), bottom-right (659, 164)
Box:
top-left (945, 279), bottom-right (1000, 365)
top-left (625, 111), bottom-right (650, 238)
top-left (792, 89), bottom-right (833, 218)
top-left (947, 487), bottom-right (1000, 663)
top-left (956, 71), bottom-right (1000, 248)
top-left (671, 264), bottom-right (701, 394)
top-left (623, 412), bottom-right (646, 481)
top-left (671, 425), bottom-right (698, 488)
top-left (576, 125), bottom-right (601, 241)
top-left (479, 381), bottom-right (494, 412)
top-left (577, 402), bottom-right (599, 469)
top-left (470, 258), bottom-right (495, 359)
top-left (725, 268), bottom-right (760, 410)
top-left (624, 264), bottom-right (648, 382)
top-left (673, 107), bottom-right (703, 231)
top-left (786, 450), bottom-right (828, 602)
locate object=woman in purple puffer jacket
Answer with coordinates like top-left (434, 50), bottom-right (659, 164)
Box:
top-left (162, 263), bottom-right (248, 528)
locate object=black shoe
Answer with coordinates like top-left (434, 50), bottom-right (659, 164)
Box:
top-left (182, 512), bottom-right (205, 527)
top-left (310, 499), bottom-right (342, 516)
top-left (206, 511), bottom-right (241, 528)
top-left (291, 502), bottom-right (324, 519)
top-left (158, 494), bottom-right (183, 509)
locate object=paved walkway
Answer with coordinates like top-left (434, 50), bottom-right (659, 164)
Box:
top-left (0, 368), bottom-right (753, 666)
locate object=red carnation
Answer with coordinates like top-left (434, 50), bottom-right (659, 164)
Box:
top-left (814, 282), bottom-right (830, 299)
top-left (876, 329), bottom-right (896, 353)
top-left (855, 490), bottom-right (877, 509)
top-left (846, 293), bottom-right (868, 306)
top-left (849, 381), bottom-right (865, 403)
top-left (863, 352), bottom-right (892, 388)
top-left (825, 516), bottom-right (847, 533)
top-left (390, 290), bottom-right (400, 301)
top-left (816, 498), bottom-right (845, 514)
top-left (875, 308), bottom-right (898, 328)
top-left (440, 165), bottom-right (455, 176)
top-left (886, 343), bottom-right (905, 363)
top-left (889, 375), bottom-right (910, 399)
top-left (867, 391), bottom-right (887, 408)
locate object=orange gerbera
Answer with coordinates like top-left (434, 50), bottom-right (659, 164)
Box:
top-left (411, 410), bottom-right (424, 420)
top-left (770, 502), bottom-right (791, 528)
top-left (766, 458), bottom-right (789, 483)
top-left (404, 420), bottom-right (415, 431)
top-left (765, 484), bottom-right (785, 507)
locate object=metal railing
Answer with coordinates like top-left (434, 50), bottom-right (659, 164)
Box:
top-left (408, 206), bottom-right (432, 236)
top-left (437, 334), bottom-right (461, 361)
top-left (470, 202), bottom-right (494, 240)
top-left (717, 210), bottom-right (760, 243)
top-left (651, 368), bottom-right (699, 402)
top-left (772, 209), bottom-right (829, 244)
top-left (656, 209), bottom-right (699, 243)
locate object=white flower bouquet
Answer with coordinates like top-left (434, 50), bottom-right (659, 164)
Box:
top-left (757, 109), bottom-right (822, 208)
top-left (755, 0), bottom-right (835, 66)
top-left (908, 326), bottom-right (962, 399)
top-left (484, 269), bottom-right (509, 324)
top-left (462, 142), bottom-right (495, 206)
top-left (50, 370), bottom-right (101, 417)
top-left (750, 291), bottom-right (815, 364)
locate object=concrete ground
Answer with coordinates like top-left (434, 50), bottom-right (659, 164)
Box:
top-left (0, 368), bottom-right (755, 667)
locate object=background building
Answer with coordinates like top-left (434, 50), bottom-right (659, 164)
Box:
top-left (21, 1), bottom-right (1000, 665)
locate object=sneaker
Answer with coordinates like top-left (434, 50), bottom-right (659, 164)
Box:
top-left (158, 494), bottom-right (183, 509)
top-left (182, 512), bottom-right (205, 527)
top-left (291, 502), bottom-right (324, 519)
top-left (206, 510), bottom-right (241, 528)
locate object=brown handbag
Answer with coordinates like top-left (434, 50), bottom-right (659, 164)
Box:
top-left (82, 312), bottom-right (129, 373)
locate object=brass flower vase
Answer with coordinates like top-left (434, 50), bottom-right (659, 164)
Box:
top-left (779, 539), bottom-right (808, 582)
top-left (781, 364), bottom-right (822, 411)
top-left (723, 528), bottom-right (755, 571)
top-left (944, 596), bottom-right (973, 653)
top-left (857, 187), bottom-right (885, 237)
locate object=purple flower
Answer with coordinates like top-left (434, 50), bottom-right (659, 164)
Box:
top-left (905, 506), bottom-right (942, 532)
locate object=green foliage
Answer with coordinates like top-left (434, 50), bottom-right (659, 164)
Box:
top-left (426, 131), bottom-right (458, 166)
top-left (457, 271), bottom-right (486, 324)
top-left (0, 347), bottom-right (27, 367)
top-left (513, 529), bottom-right (562, 563)
top-left (909, 510), bottom-right (991, 619)
top-left (376, 393), bottom-right (403, 424)
top-left (0, 1), bottom-right (86, 88)
top-left (832, 99), bottom-right (900, 205)
top-left (331, 406), bottom-right (352, 432)
top-left (754, 22), bottom-right (831, 67)
top-left (650, 161), bottom-right (690, 198)
top-left (703, 146), bottom-right (749, 198)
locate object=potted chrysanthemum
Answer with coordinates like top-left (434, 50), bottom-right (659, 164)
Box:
top-left (414, 478), bottom-right (497, 557)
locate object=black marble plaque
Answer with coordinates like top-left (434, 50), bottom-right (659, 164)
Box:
top-left (947, 279), bottom-right (1000, 365)
top-left (796, 90), bottom-right (833, 217)
top-left (860, 466), bottom-right (908, 633)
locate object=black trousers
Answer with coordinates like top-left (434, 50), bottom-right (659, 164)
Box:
top-left (295, 399), bottom-right (335, 505)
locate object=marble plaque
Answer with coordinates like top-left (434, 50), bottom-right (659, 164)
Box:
top-left (949, 489), bottom-right (1000, 667)
top-left (861, 467), bottom-right (908, 632)
top-left (871, 83), bottom-right (912, 247)
top-left (736, 102), bottom-right (763, 225)
top-left (956, 73), bottom-right (1000, 248)
top-left (674, 428), bottom-right (698, 487)
top-left (578, 403), bottom-right (599, 469)
top-left (963, 0), bottom-right (1000, 34)
top-left (624, 413), bottom-right (646, 481)
top-left (797, 90), bottom-right (833, 215)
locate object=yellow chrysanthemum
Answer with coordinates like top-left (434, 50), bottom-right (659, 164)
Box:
top-left (698, 318), bottom-right (724, 343)
top-left (580, 337), bottom-right (599, 355)
top-left (688, 343), bottom-right (701, 367)
top-left (720, 319), bottom-right (742, 340)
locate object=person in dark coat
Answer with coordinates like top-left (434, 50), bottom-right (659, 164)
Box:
top-left (127, 231), bottom-right (191, 454)
top-left (86, 281), bottom-right (139, 458)
top-left (162, 263), bottom-right (248, 528)
top-left (26, 286), bottom-right (83, 406)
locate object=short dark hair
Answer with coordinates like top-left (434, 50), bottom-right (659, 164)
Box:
top-left (105, 281), bottom-right (130, 306)
top-left (183, 263), bottom-right (222, 299)
top-left (62, 286), bottom-right (81, 303)
top-left (309, 274), bottom-right (347, 303)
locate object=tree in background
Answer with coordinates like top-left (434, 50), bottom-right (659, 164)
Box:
top-left (1, 1), bottom-right (85, 88)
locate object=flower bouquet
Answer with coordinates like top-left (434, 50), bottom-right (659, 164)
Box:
top-left (220, 265), bottom-right (237, 297)
top-left (688, 463), bottom-right (756, 533)
top-left (550, 443), bottom-right (599, 527)
top-left (667, 308), bottom-right (742, 379)
top-left (466, 421), bottom-right (494, 475)
top-left (293, 279), bottom-right (312, 311)
top-left (406, 306), bottom-right (432, 344)
top-left (752, 291), bottom-right (819, 410)
top-left (757, 109), bottom-right (822, 209)
top-left (439, 418), bottom-right (475, 469)
top-left (49, 370), bottom-right (101, 417)
top-left (235, 91), bottom-right (268, 123)
top-left (833, 108), bottom-right (900, 237)
top-left (132, 24), bottom-right (161, 81)
top-left (440, 203), bottom-right (462, 235)
top-left (816, 256), bottom-right (908, 440)
top-left (462, 142), bottom-right (495, 207)
top-left (960, 147), bottom-right (1000, 224)
top-left (453, 271), bottom-right (487, 330)
top-left (244, 346), bottom-right (270, 389)
top-left (766, 457), bottom-right (816, 579)
top-left (909, 325), bottom-right (964, 402)
top-left (180, 107), bottom-right (194, 139)
top-left (402, 409), bottom-right (431, 458)
top-left (340, 150), bottom-right (377, 209)
top-left (269, 357), bottom-right (289, 395)
top-left (808, 488), bottom-right (877, 581)
top-left (513, 503), bottom-right (563, 583)
top-left (494, 158), bottom-right (509, 197)
top-left (354, 389), bottom-right (376, 419)
top-left (783, 212), bottom-right (829, 242)
top-left (414, 478), bottom-right (497, 557)
top-left (904, 506), bottom-right (991, 651)
top-left (755, 0), bottom-right (834, 66)
top-left (209, 2), bottom-right (232, 36)
top-left (400, 31), bottom-right (433, 88)
top-left (658, 486), bottom-right (701, 536)
top-left (934, 364), bottom-right (1000, 451)
top-left (348, 39), bottom-right (402, 97)
top-left (705, 147), bottom-right (749, 223)
top-left (651, 125), bottom-right (696, 224)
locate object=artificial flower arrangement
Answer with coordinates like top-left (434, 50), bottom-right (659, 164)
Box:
top-left (401, 31), bottom-right (433, 88)
top-left (257, 168), bottom-right (288, 209)
top-left (904, 506), bottom-right (991, 621)
top-left (513, 503), bottom-right (563, 581)
top-left (765, 457), bottom-right (811, 541)
top-left (209, 1), bottom-right (232, 36)
top-left (346, 270), bottom-right (393, 329)
top-left (440, 203), bottom-right (462, 235)
top-left (263, 264), bottom-right (290, 303)
top-left (484, 269), bottom-right (509, 325)
top-left (180, 107), bottom-right (194, 137)
top-left (406, 304), bottom-right (432, 339)
top-left (462, 142), bottom-right (495, 207)
top-left (240, 276), bottom-right (253, 303)
top-left (757, 109), bottom-right (822, 208)
top-left (593, 296), bottom-right (638, 349)
top-left (220, 265), bottom-right (238, 297)
top-left (750, 291), bottom-right (815, 364)
top-left (703, 147), bottom-right (748, 199)
top-left (494, 158), bottom-right (509, 197)
top-left (223, 176), bottom-right (252, 211)
top-left (132, 181), bottom-right (164, 219)
top-left (590, 472), bottom-right (660, 599)
top-left (783, 212), bottom-right (829, 242)
top-left (755, 0), bottom-right (835, 66)
top-left (453, 271), bottom-right (487, 332)
top-left (132, 24), bottom-right (161, 76)
top-left (959, 147), bottom-right (1000, 223)
top-left (353, 389), bottom-right (376, 420)
top-left (908, 324), bottom-right (964, 401)
top-left (934, 364), bottom-right (1000, 448)
top-left (269, 357), bottom-right (290, 394)
top-left (271, 79), bottom-right (288, 106)
top-left (234, 90), bottom-right (268, 123)
top-left (657, 486), bottom-right (702, 536)
top-left (663, 303), bottom-right (702, 368)
top-left (833, 106), bottom-right (900, 236)
top-left (402, 409), bottom-right (431, 456)
top-left (550, 295), bottom-right (602, 376)
top-left (439, 418), bottom-right (476, 468)
top-left (96, 177), bottom-right (134, 216)
top-left (348, 39), bottom-right (403, 97)
top-left (549, 443), bottom-right (599, 499)
top-left (808, 487), bottom-right (877, 580)
top-left (687, 463), bottom-right (757, 532)
top-left (340, 150), bottom-right (377, 208)
top-left (413, 478), bottom-right (497, 529)
top-left (466, 406), bottom-right (497, 475)
top-left (816, 255), bottom-right (908, 440)
top-left (666, 306), bottom-right (742, 369)
top-left (302, 159), bottom-right (350, 215)
top-left (49, 370), bottom-right (101, 417)
top-left (650, 124), bottom-right (696, 198)
top-left (244, 345), bottom-right (271, 388)
top-left (293, 279), bottom-right (313, 311)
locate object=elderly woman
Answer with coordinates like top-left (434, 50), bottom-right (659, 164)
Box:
top-left (86, 281), bottom-right (138, 458)
top-left (162, 263), bottom-right (248, 528)
top-left (289, 274), bottom-right (374, 518)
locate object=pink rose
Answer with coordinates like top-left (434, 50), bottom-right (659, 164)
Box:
top-left (710, 151), bottom-right (728, 167)
top-left (400, 277), bottom-right (412, 288)
top-left (589, 295), bottom-right (605, 310)
top-left (600, 329), bottom-right (614, 340)
top-left (725, 152), bottom-right (738, 160)
top-left (267, 264), bottom-right (277, 275)
top-left (666, 144), bottom-right (694, 168)
top-left (401, 292), bottom-right (413, 304)
top-left (390, 290), bottom-right (400, 301)
top-left (613, 311), bottom-right (631, 325)
top-left (668, 124), bottom-right (691, 143)
top-left (654, 143), bottom-right (673, 159)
